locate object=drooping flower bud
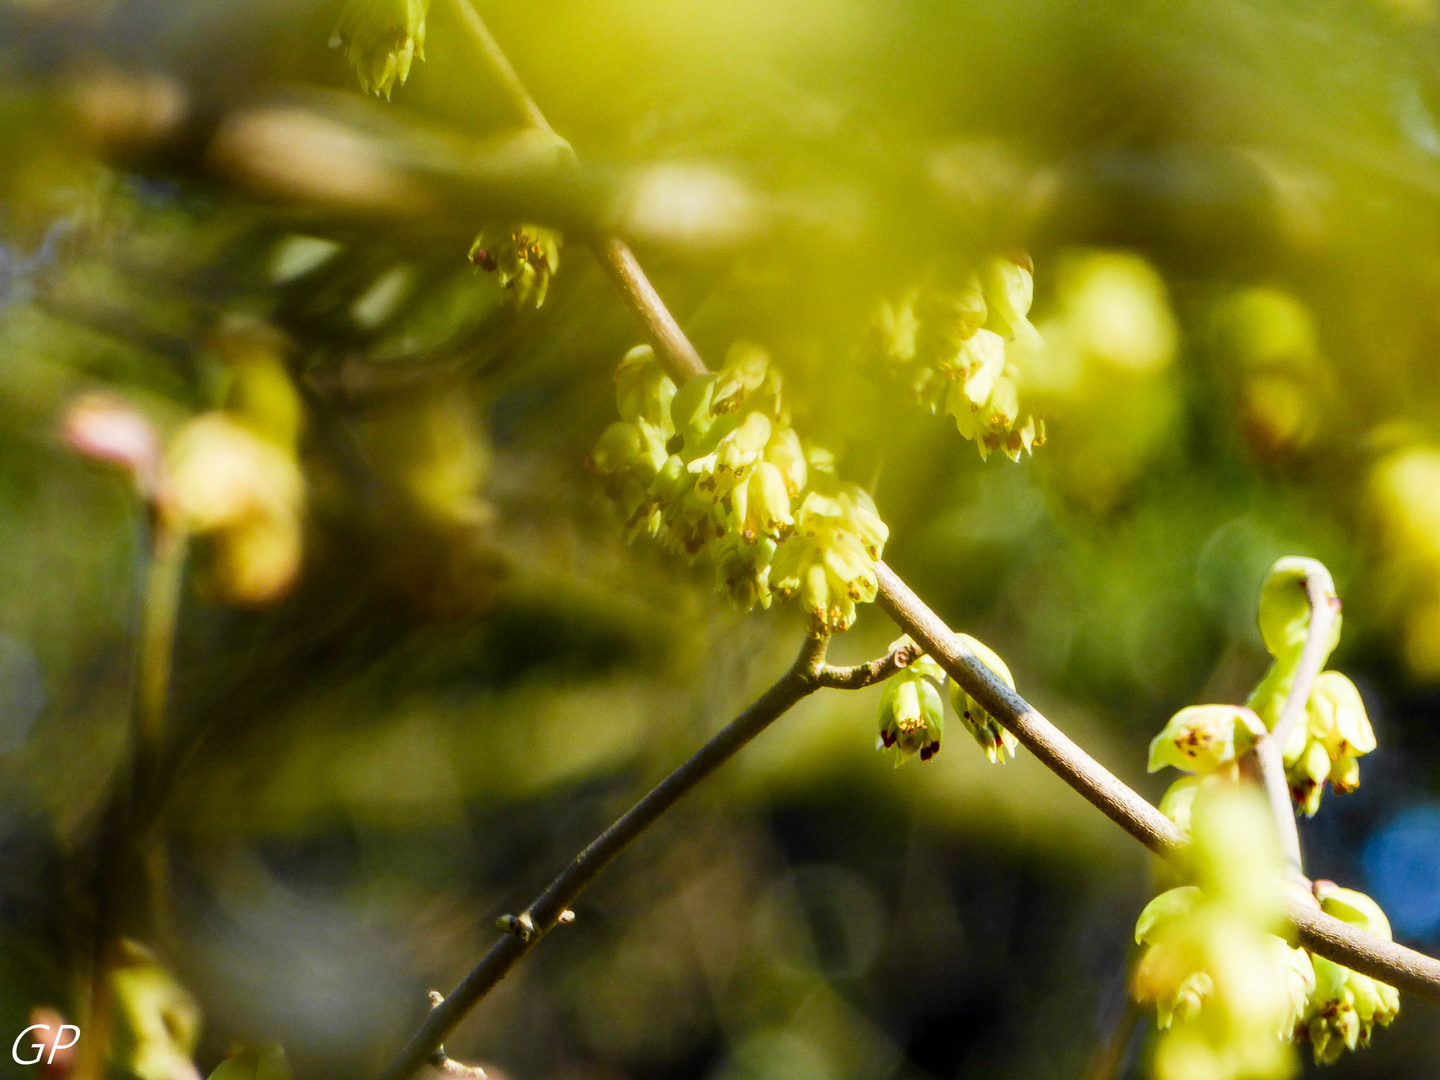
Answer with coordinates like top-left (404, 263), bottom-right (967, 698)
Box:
top-left (981, 253), bottom-right (1035, 333)
top-left (1300, 884), bottom-right (1400, 1063)
top-left (763, 425), bottom-right (807, 496)
top-left (1307, 671), bottom-right (1375, 760)
top-left (874, 291), bottom-right (920, 366)
top-left (1134, 887), bottom-right (1210, 1028)
top-left (945, 634), bottom-right (1019, 764)
top-left (468, 224), bottom-right (561, 308)
top-left (876, 669), bottom-right (945, 764)
top-left (731, 461), bottom-right (793, 542)
top-left (330, 0), bottom-right (429, 99)
top-left (670, 374), bottom-right (721, 454)
top-left (1257, 556), bottom-right (1340, 660)
top-left (614, 344), bottom-right (677, 432)
top-left (1147, 705), bottom-right (1257, 776)
top-left (712, 340), bottom-right (771, 414)
top-left (1286, 738), bottom-right (1331, 817)
top-left (713, 534), bottom-right (775, 611)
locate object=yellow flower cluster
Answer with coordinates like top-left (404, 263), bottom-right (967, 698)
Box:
top-left (469, 225), bottom-right (562, 309)
top-left (330, 0), bottom-right (429, 99)
top-left (1149, 560), bottom-right (1375, 818)
top-left (589, 342), bottom-right (887, 631)
top-left (872, 253), bottom-right (1045, 461)
top-left (1246, 558), bottom-right (1374, 816)
top-left (1141, 562), bottom-right (1398, 1070)
top-left (873, 634), bottom-right (1018, 766)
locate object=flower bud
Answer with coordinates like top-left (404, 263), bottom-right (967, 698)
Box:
top-left (469, 224), bottom-right (561, 308)
top-left (945, 634), bottom-right (1019, 764)
top-left (982, 254), bottom-right (1034, 331)
top-left (951, 328), bottom-right (1007, 404)
top-left (1306, 671), bottom-right (1375, 758)
top-left (799, 561), bottom-right (832, 626)
top-left (670, 374), bottom-right (720, 454)
top-left (874, 292), bottom-right (920, 365)
top-left (1158, 775), bottom-right (1203, 833)
top-left (712, 341), bottom-right (771, 413)
top-left (615, 345), bottom-right (676, 431)
top-left (876, 670), bottom-right (945, 764)
top-left (1133, 887), bottom-right (1210, 1028)
top-left (1286, 738), bottom-right (1331, 817)
top-left (764, 425), bottom-right (807, 496)
top-left (1305, 955), bottom-right (1399, 1063)
top-left (836, 484), bottom-right (888, 559)
top-left (713, 534), bottom-right (775, 611)
top-left (1147, 705), bottom-right (1256, 775)
top-left (1256, 556), bottom-right (1339, 659)
top-left (733, 461), bottom-right (793, 541)
top-left (590, 419), bottom-right (667, 487)
top-left (1314, 882), bottom-right (1393, 940)
top-left (822, 531), bottom-right (878, 604)
top-left (330, 0), bottom-right (429, 98)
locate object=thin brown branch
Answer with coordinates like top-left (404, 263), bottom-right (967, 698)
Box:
top-left (1235, 712), bottom-right (1304, 873)
top-left (590, 236), bottom-right (710, 380)
top-left (446, 0), bottom-right (553, 135)
top-left (371, 633), bottom-right (830, 1080)
top-left (817, 640), bottom-right (923, 689)
top-left (1287, 893), bottom-right (1440, 1003)
top-left (1273, 574), bottom-right (1341, 753)
top-left (872, 564), bottom-right (1189, 859)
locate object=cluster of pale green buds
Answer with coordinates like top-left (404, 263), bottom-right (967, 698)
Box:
top-left (1132, 790), bottom-right (1314, 1080)
top-left (589, 342), bottom-right (887, 630)
top-left (769, 484), bottom-right (885, 631)
top-left (1246, 558), bottom-right (1373, 816)
top-left (1148, 558), bottom-right (1374, 817)
top-left (1135, 880), bottom-right (1400, 1070)
top-left (330, 0), bottom-right (429, 99)
top-left (1304, 882), bottom-right (1401, 1063)
top-left (468, 225), bottom-right (562, 309)
top-left (1283, 671), bottom-right (1376, 815)
top-left (1139, 557), bottom-right (1399, 1072)
top-left (872, 253), bottom-right (1046, 461)
top-left (874, 634), bottom-right (1019, 765)
top-left (1134, 885), bottom-right (1316, 1080)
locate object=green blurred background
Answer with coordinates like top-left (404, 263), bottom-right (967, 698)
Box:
top-left (2, 0), bottom-right (1440, 1077)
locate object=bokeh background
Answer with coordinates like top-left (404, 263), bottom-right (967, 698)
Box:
top-left (2, 0), bottom-right (1440, 1077)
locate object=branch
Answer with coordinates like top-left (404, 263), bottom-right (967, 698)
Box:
top-left (371, 631), bottom-right (831, 1080)
top-left (873, 565), bottom-right (1188, 859)
top-left (1272, 574), bottom-right (1341, 753)
top-left (1235, 712), bottom-right (1304, 873)
top-left (816, 639), bottom-right (923, 689)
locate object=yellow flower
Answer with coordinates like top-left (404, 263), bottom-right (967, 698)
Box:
top-left (330, 0), bottom-right (429, 98)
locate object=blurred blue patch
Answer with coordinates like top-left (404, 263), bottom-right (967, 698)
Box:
top-left (0, 634), bottom-right (46, 752)
top-left (1362, 804), bottom-right (1440, 942)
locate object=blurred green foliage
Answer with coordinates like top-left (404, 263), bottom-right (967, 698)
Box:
top-left (5, 0), bottom-right (1440, 1079)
